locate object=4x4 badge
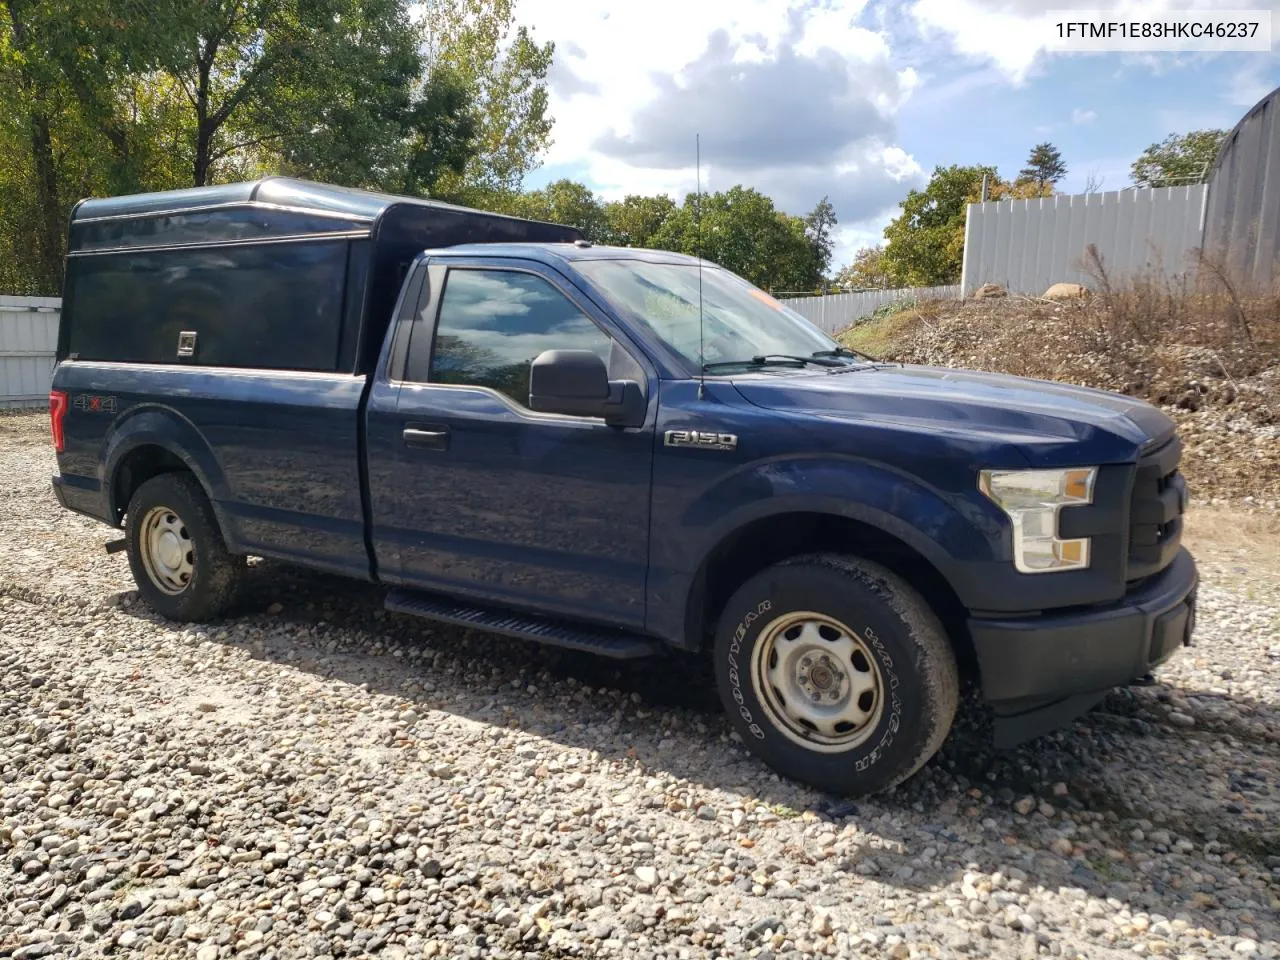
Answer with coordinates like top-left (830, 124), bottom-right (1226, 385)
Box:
top-left (664, 429), bottom-right (737, 452)
top-left (72, 394), bottom-right (116, 414)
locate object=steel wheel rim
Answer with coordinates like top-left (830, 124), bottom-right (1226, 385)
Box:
top-left (138, 505), bottom-right (194, 595)
top-left (750, 611), bottom-right (885, 753)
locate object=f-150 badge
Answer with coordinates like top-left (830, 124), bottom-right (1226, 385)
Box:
top-left (664, 429), bottom-right (738, 452)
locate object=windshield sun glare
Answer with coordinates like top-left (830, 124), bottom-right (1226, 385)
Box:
top-left (575, 259), bottom-right (838, 371)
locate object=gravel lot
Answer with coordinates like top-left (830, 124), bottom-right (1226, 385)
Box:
top-left (2, 411), bottom-right (1278, 960)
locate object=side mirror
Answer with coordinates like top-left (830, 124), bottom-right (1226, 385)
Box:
top-left (528, 349), bottom-right (645, 428)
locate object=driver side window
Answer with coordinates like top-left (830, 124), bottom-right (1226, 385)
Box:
top-left (406, 268), bottom-right (621, 407)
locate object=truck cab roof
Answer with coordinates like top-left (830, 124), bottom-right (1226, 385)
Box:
top-left (430, 242), bottom-right (708, 268)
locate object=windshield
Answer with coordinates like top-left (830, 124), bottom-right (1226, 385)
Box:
top-left (574, 259), bottom-right (839, 371)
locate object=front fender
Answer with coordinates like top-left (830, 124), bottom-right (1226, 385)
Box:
top-left (645, 452), bottom-right (1010, 646)
top-left (686, 453), bottom-right (1005, 572)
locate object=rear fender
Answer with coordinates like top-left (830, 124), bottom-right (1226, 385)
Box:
top-left (101, 406), bottom-right (234, 546)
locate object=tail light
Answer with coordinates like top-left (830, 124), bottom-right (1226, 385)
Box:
top-left (50, 390), bottom-right (68, 453)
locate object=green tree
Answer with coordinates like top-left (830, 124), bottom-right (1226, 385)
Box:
top-left (881, 164), bottom-right (996, 286)
top-left (0, 0), bottom-right (551, 293)
top-left (504, 179), bottom-right (612, 242)
top-left (1017, 142), bottom-right (1066, 190)
top-left (1130, 129), bottom-right (1226, 187)
top-left (804, 196), bottom-right (838, 284)
top-left (605, 194), bottom-right (677, 247)
top-left (834, 246), bottom-right (893, 290)
top-left (651, 186), bottom-right (820, 291)
top-left (3, 0), bottom-right (440, 191)
top-left (422, 0), bottom-right (554, 201)
top-left (243, 1), bottom-right (478, 196)
top-left (2, 0), bottom-right (87, 291)
top-left (0, 0), bottom-right (169, 290)
top-left (130, 0), bottom-right (456, 189)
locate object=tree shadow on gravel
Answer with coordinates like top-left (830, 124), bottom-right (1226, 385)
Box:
top-left (115, 559), bottom-right (1280, 946)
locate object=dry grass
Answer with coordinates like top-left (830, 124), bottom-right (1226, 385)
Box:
top-left (1184, 506), bottom-right (1280, 569)
top-left (842, 259), bottom-right (1280, 415)
top-left (840, 299), bottom-right (949, 357)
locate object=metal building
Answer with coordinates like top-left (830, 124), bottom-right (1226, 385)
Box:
top-left (1202, 85), bottom-right (1280, 293)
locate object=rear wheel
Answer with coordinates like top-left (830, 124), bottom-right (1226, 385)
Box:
top-left (126, 473), bottom-right (243, 622)
top-left (713, 554), bottom-right (959, 796)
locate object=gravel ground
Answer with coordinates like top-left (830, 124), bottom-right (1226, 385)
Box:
top-left (2, 411), bottom-right (1278, 960)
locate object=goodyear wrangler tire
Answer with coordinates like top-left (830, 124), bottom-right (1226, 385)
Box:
top-left (712, 554), bottom-right (959, 796)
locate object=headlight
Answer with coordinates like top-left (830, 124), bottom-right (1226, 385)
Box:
top-left (979, 467), bottom-right (1097, 573)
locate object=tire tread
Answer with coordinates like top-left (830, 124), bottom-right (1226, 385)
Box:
top-left (126, 472), bottom-right (243, 622)
top-left (714, 552), bottom-right (960, 795)
top-left (784, 553), bottom-right (959, 789)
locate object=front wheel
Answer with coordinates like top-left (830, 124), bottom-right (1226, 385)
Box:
top-left (126, 472), bottom-right (244, 622)
top-left (713, 554), bottom-right (959, 796)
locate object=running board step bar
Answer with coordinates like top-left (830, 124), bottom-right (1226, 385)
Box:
top-left (384, 589), bottom-right (660, 659)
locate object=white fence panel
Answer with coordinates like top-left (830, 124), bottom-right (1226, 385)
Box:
top-left (0, 296), bottom-right (60, 409)
top-left (961, 185), bottom-right (1209, 297)
top-left (779, 285), bottom-right (962, 333)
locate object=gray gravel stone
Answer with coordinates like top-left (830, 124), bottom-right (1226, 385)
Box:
top-left (1, 412), bottom-right (1279, 960)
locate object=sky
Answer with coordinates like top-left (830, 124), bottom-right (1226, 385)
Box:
top-left (511, 0), bottom-right (1280, 269)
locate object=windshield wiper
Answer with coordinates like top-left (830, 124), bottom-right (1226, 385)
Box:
top-left (702, 354), bottom-right (844, 372)
top-left (811, 345), bottom-right (879, 363)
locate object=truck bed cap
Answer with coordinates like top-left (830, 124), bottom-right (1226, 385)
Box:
top-left (71, 176), bottom-right (524, 226)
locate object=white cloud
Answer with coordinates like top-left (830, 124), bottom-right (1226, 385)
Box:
top-left (514, 0), bottom-right (924, 238)
top-left (1072, 107), bottom-right (1097, 124)
top-left (1226, 59), bottom-right (1277, 108)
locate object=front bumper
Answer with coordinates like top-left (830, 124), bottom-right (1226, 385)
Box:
top-left (969, 547), bottom-right (1198, 746)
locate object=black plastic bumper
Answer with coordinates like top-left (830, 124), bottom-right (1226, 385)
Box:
top-left (51, 475), bottom-right (112, 525)
top-left (970, 547), bottom-right (1198, 747)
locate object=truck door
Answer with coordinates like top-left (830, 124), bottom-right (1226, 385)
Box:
top-left (365, 257), bottom-right (656, 630)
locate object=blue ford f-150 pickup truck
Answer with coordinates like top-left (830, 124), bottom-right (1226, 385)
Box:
top-left (49, 178), bottom-right (1198, 796)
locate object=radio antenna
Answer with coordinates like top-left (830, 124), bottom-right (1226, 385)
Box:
top-left (695, 133), bottom-right (706, 400)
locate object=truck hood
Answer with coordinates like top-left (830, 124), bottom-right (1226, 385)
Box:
top-left (730, 363), bottom-right (1175, 464)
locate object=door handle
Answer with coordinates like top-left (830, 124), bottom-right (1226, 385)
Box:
top-left (403, 425), bottom-right (450, 451)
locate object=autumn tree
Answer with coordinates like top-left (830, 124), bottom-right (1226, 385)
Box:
top-left (985, 177), bottom-right (1054, 202)
top-left (421, 0), bottom-right (555, 202)
top-left (834, 246), bottom-right (893, 289)
top-left (1131, 129), bottom-right (1226, 186)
